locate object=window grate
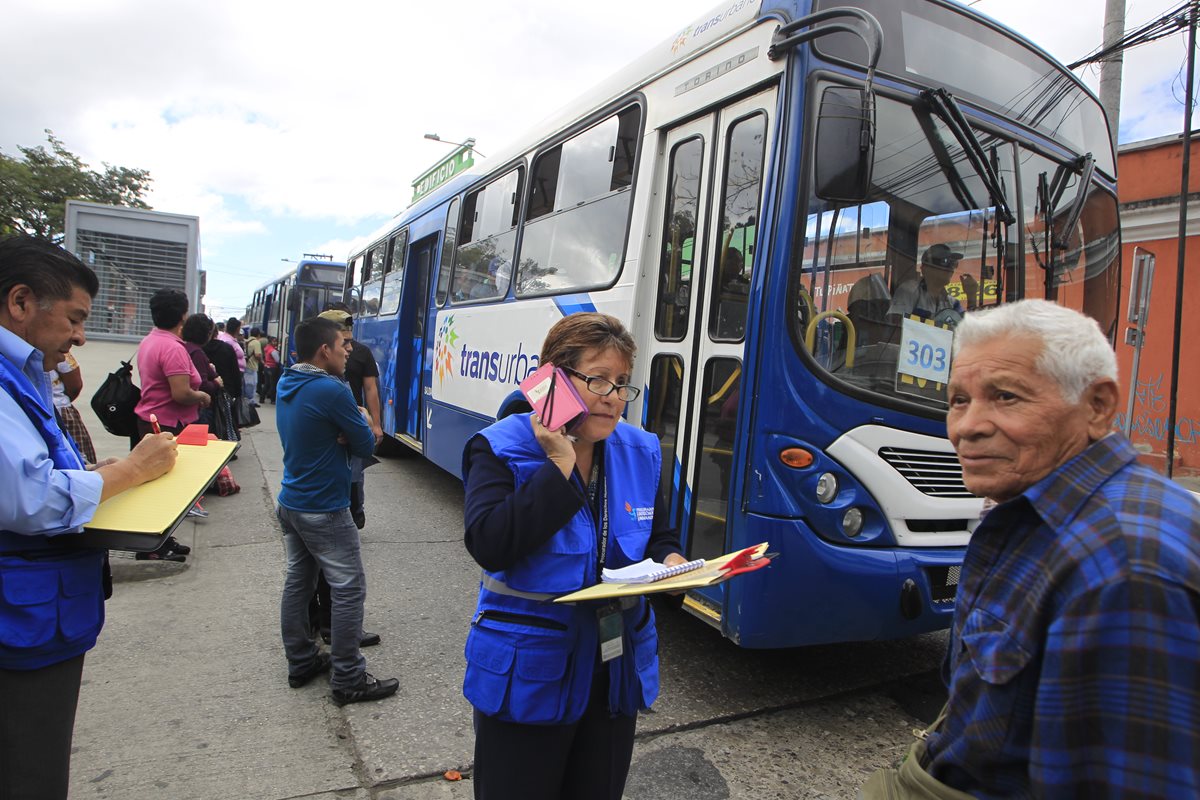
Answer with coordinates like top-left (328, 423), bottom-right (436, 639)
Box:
top-left (75, 230), bottom-right (188, 338)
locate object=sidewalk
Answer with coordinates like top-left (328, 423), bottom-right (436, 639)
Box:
top-left (66, 338), bottom-right (477, 799)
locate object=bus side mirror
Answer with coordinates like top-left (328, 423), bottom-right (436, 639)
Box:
top-left (815, 86), bottom-right (875, 204)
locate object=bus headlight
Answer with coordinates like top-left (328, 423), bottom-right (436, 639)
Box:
top-left (842, 507), bottom-right (865, 537)
top-left (815, 473), bottom-right (839, 504)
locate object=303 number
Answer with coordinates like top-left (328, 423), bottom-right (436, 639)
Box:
top-left (906, 341), bottom-right (946, 372)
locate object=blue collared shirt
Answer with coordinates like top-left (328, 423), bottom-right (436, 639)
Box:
top-left (926, 433), bottom-right (1200, 798)
top-left (0, 325), bottom-right (102, 536)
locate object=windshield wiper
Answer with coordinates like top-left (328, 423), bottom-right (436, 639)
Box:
top-left (1048, 153), bottom-right (1095, 251)
top-left (921, 89), bottom-right (1016, 225)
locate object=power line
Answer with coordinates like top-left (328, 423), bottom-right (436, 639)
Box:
top-left (1068, 0), bottom-right (1196, 69)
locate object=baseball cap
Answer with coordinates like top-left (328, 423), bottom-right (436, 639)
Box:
top-left (922, 243), bottom-right (963, 270)
top-left (318, 309), bottom-right (352, 329)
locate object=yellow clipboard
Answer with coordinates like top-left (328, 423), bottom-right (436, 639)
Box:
top-left (77, 440), bottom-right (239, 551)
top-left (553, 542), bottom-right (770, 603)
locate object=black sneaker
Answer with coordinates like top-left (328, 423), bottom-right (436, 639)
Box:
top-left (135, 551), bottom-right (186, 563)
top-left (166, 537), bottom-right (191, 555)
top-left (331, 673), bottom-right (398, 706)
top-left (288, 653), bottom-right (332, 688)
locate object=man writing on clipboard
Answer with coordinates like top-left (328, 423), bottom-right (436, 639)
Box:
top-left (0, 236), bottom-right (178, 799)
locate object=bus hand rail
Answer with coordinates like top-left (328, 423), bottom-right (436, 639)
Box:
top-left (768, 7), bottom-right (883, 82)
top-left (804, 310), bottom-right (857, 369)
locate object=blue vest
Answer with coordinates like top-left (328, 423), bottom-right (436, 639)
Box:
top-left (0, 352), bottom-right (106, 671)
top-left (462, 414), bottom-right (662, 724)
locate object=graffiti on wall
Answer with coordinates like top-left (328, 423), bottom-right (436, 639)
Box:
top-left (1112, 373), bottom-right (1200, 446)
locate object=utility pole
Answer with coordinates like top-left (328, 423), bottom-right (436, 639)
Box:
top-left (1100, 0), bottom-right (1127, 143)
top-left (1166, 1), bottom-right (1198, 478)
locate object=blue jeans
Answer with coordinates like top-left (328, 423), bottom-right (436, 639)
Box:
top-left (277, 506), bottom-right (366, 688)
top-left (243, 371), bottom-right (258, 403)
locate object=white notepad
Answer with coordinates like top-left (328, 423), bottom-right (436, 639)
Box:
top-left (601, 557), bottom-right (706, 584)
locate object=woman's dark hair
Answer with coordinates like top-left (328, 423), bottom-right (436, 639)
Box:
top-left (149, 287), bottom-right (189, 329)
top-left (294, 316), bottom-right (341, 361)
top-left (539, 312), bottom-right (636, 372)
top-left (181, 313), bottom-right (214, 345)
top-left (0, 235), bottom-right (99, 305)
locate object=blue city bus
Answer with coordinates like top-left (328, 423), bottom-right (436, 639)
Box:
top-left (344, 0), bottom-right (1119, 648)
top-left (246, 258), bottom-right (347, 364)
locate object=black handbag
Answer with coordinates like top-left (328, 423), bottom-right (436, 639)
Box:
top-left (238, 395), bottom-right (261, 428)
top-left (90, 356), bottom-right (141, 437)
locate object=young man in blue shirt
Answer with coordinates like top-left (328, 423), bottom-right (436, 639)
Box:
top-left (0, 235), bottom-right (177, 798)
top-left (275, 316), bottom-right (397, 706)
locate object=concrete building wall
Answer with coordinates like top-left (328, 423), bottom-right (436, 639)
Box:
top-left (1116, 134), bottom-right (1200, 474)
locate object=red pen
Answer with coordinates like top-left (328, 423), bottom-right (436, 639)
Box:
top-left (150, 413), bottom-right (162, 435)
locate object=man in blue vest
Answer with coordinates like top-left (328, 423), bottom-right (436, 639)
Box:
top-left (0, 235), bottom-right (178, 798)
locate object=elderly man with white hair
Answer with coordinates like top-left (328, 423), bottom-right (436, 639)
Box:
top-left (863, 299), bottom-right (1200, 799)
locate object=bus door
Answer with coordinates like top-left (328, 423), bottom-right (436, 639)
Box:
top-left (642, 88), bottom-right (775, 624)
top-left (393, 235), bottom-right (437, 447)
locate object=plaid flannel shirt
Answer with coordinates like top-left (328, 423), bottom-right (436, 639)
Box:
top-left (925, 433), bottom-right (1200, 799)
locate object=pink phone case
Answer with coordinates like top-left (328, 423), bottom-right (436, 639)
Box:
top-left (519, 363), bottom-right (589, 432)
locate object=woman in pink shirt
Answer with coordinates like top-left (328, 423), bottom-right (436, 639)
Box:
top-left (133, 288), bottom-right (210, 443)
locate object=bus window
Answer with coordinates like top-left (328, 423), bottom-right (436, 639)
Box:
top-left (654, 136), bottom-right (704, 341)
top-left (796, 90), bottom-right (1020, 408)
top-left (453, 170), bottom-right (520, 303)
top-left (1016, 151), bottom-right (1120, 327)
top-left (435, 198), bottom-right (460, 307)
top-left (709, 112), bottom-right (766, 342)
top-left (643, 355), bottom-right (686, 528)
top-left (346, 256), bottom-right (363, 315)
top-left (361, 242), bottom-right (387, 316)
top-left (690, 358), bottom-right (741, 560)
top-left (516, 106), bottom-right (640, 297)
top-left (380, 230), bottom-right (408, 316)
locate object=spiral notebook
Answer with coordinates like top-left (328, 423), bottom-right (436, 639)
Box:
top-left (601, 557), bottom-right (706, 584)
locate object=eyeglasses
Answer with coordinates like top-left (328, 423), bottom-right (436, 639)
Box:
top-left (561, 367), bottom-right (641, 402)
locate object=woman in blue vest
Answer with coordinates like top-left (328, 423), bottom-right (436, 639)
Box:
top-left (462, 312), bottom-right (687, 800)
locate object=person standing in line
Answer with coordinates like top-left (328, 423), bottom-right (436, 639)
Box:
top-left (308, 308), bottom-right (383, 648)
top-left (244, 326), bottom-right (264, 407)
top-left (462, 312), bottom-right (687, 800)
top-left (132, 287), bottom-right (211, 554)
top-left (318, 307), bottom-right (382, 528)
top-left (862, 299), bottom-right (1200, 799)
top-left (0, 235), bottom-right (177, 800)
top-left (275, 316), bottom-right (397, 705)
top-left (203, 321), bottom-right (242, 443)
top-left (180, 314), bottom-right (226, 431)
top-left (262, 335), bottom-right (281, 403)
top-left (216, 316), bottom-right (246, 381)
top-left (48, 351), bottom-right (97, 465)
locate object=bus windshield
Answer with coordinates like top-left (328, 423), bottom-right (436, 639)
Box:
top-left (794, 88), bottom-right (1120, 411)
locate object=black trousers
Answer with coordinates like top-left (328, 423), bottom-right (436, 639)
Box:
top-left (472, 667), bottom-right (637, 800)
top-left (0, 654), bottom-right (86, 800)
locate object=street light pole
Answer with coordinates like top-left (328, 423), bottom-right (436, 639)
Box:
top-left (1166, 1), bottom-right (1198, 478)
top-left (423, 133), bottom-right (485, 158)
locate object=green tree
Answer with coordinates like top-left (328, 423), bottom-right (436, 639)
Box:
top-left (0, 130), bottom-right (152, 242)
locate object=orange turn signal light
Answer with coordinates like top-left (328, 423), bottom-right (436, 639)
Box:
top-left (779, 447), bottom-right (814, 469)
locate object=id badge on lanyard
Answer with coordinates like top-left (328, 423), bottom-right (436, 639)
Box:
top-left (588, 454), bottom-right (623, 662)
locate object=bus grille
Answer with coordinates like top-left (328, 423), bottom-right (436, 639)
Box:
top-left (878, 447), bottom-right (975, 498)
top-left (925, 565), bottom-right (961, 604)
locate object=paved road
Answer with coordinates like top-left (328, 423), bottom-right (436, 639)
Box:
top-left (66, 339), bottom-right (950, 799)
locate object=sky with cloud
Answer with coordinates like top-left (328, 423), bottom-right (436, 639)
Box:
top-left (2, 0), bottom-right (1194, 318)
